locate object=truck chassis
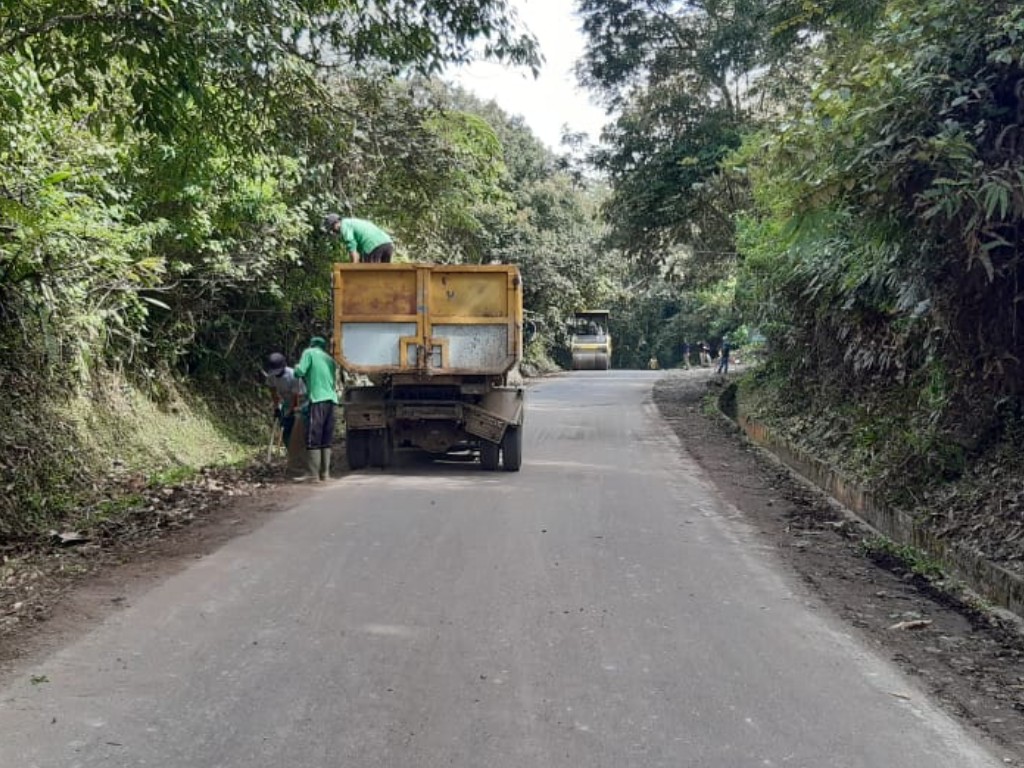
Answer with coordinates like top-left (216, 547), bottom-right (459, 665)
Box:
top-left (343, 378), bottom-right (524, 471)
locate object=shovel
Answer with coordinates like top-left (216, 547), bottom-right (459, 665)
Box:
top-left (266, 414), bottom-right (282, 462)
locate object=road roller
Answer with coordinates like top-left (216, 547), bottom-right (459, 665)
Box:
top-left (569, 310), bottom-right (612, 370)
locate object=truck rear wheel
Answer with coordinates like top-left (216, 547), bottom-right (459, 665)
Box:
top-left (369, 429), bottom-right (392, 468)
top-left (501, 426), bottom-right (522, 472)
top-left (346, 430), bottom-right (370, 470)
top-left (480, 440), bottom-right (500, 471)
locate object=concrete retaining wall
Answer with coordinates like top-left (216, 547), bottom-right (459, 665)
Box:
top-left (729, 396), bottom-right (1024, 619)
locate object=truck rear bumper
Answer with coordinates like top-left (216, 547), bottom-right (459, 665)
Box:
top-left (344, 386), bottom-right (524, 451)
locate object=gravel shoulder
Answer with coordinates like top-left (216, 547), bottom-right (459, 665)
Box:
top-left (654, 369), bottom-right (1024, 761)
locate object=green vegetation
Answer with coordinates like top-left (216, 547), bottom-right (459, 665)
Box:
top-left (577, 0), bottom-right (1024, 502)
top-left (4, 0), bottom-right (1022, 555)
top-left (859, 536), bottom-right (948, 584)
top-left (2, 378), bottom-right (260, 539)
top-left (0, 0), bottom-right (621, 538)
top-left (735, 0), bottom-right (1024, 484)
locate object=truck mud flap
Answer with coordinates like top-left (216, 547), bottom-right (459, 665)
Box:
top-left (463, 404), bottom-right (510, 444)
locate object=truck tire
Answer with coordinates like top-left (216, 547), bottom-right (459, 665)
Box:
top-left (480, 441), bottom-right (500, 471)
top-left (369, 429), bottom-right (392, 468)
top-left (346, 430), bottom-right (370, 470)
top-left (501, 426), bottom-right (522, 472)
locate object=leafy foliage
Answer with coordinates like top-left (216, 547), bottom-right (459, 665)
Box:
top-left (577, 0), bottom-right (1024, 490)
top-left (577, 0), bottom-right (768, 278)
top-left (0, 67), bottom-right (164, 380)
top-left (736, 0), bottom-right (1024, 483)
top-left (1, 0), bottom-right (539, 136)
top-left (0, 0), bottom-right (612, 536)
top-left (606, 268), bottom-right (739, 369)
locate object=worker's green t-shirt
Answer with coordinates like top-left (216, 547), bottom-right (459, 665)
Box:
top-left (342, 218), bottom-right (392, 256)
top-left (293, 347), bottom-right (339, 405)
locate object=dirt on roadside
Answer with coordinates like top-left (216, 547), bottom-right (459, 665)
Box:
top-left (0, 462), bottom-right (311, 681)
top-left (654, 369), bottom-right (1024, 762)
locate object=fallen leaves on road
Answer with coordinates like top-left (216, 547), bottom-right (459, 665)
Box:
top-left (0, 462), bottom-right (282, 645)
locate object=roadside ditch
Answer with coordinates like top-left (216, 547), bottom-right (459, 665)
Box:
top-left (654, 370), bottom-right (1024, 762)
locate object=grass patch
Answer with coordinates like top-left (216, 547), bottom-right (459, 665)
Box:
top-left (150, 466), bottom-right (199, 487)
top-left (1, 370), bottom-right (262, 541)
top-left (521, 342), bottom-right (562, 377)
top-left (94, 494), bottom-right (146, 521)
top-left (859, 535), bottom-right (948, 583)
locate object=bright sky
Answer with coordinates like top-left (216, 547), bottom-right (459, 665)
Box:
top-left (450, 0), bottom-right (609, 152)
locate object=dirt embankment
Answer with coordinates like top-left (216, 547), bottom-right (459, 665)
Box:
top-left (654, 371), bottom-right (1024, 762)
top-left (732, 378), bottom-right (1024, 580)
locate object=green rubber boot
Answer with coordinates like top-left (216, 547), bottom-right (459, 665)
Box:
top-left (320, 448), bottom-right (331, 481)
top-left (307, 449), bottom-right (322, 481)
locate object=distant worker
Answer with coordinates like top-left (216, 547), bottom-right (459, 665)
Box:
top-left (699, 341), bottom-right (710, 366)
top-left (265, 352), bottom-right (306, 453)
top-left (717, 339), bottom-right (732, 375)
top-left (681, 341), bottom-right (691, 369)
top-left (587, 320), bottom-right (600, 336)
top-left (323, 213), bottom-right (394, 263)
top-left (648, 356), bottom-right (660, 370)
top-left (293, 336), bottom-right (339, 481)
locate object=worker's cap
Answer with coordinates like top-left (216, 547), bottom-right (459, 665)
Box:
top-left (310, 336), bottom-right (327, 349)
top-left (321, 213), bottom-right (342, 233)
top-left (265, 352), bottom-right (286, 375)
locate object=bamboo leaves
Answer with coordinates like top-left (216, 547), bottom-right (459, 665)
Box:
top-left (735, 0), bottom-right (1024, 471)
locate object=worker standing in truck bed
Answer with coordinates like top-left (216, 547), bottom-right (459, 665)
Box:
top-left (322, 213), bottom-right (394, 263)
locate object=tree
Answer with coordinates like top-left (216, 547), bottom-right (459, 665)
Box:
top-left (1, 0), bottom-right (540, 137)
top-left (577, 0), bottom-right (770, 272)
top-left (0, 0), bottom-right (544, 382)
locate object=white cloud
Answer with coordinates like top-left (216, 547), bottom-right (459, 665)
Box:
top-left (449, 0), bottom-right (609, 151)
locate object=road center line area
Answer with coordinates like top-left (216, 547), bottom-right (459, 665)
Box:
top-left (0, 372), bottom-right (1003, 767)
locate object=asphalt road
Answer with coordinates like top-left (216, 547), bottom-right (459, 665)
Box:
top-left (0, 371), bottom-right (1003, 767)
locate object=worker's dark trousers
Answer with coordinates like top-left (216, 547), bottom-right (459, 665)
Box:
top-left (280, 411), bottom-right (296, 447)
top-left (306, 402), bottom-right (336, 449)
top-left (363, 243), bottom-right (394, 263)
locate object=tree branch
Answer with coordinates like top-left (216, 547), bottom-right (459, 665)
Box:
top-left (0, 12), bottom-right (143, 56)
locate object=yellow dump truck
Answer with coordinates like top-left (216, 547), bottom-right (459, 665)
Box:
top-left (569, 310), bottom-right (612, 370)
top-left (331, 263), bottom-right (525, 471)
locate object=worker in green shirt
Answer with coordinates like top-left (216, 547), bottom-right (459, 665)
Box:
top-left (293, 336), bottom-right (339, 481)
top-left (322, 213), bottom-right (394, 263)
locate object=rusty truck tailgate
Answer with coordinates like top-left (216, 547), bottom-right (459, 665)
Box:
top-left (332, 264), bottom-right (523, 377)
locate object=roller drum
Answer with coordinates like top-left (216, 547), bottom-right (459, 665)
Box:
top-left (572, 351), bottom-right (610, 370)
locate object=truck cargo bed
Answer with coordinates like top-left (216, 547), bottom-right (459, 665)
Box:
top-left (332, 264), bottom-right (523, 379)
